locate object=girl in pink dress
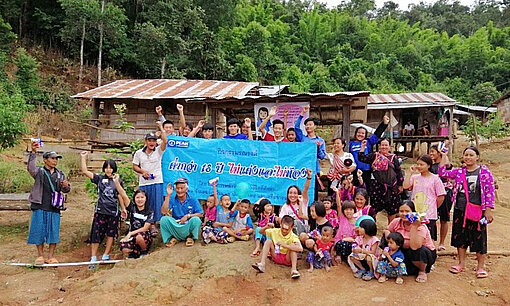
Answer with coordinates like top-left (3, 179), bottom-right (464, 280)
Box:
top-left (332, 201), bottom-right (357, 264)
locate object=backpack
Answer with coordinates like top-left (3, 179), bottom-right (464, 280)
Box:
top-left (372, 152), bottom-right (397, 186)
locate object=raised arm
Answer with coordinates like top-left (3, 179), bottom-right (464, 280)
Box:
top-left (157, 121), bottom-right (167, 152)
top-left (188, 120), bottom-right (204, 138)
top-left (79, 151), bottom-right (94, 179)
top-left (294, 105), bottom-right (309, 142)
top-left (177, 104), bottom-right (186, 135)
top-left (244, 118), bottom-right (253, 140)
top-left (27, 141), bottom-right (40, 178)
top-left (161, 183), bottom-right (173, 216)
top-left (283, 109), bottom-right (288, 132)
top-left (156, 105), bottom-right (166, 122)
top-left (302, 168), bottom-right (313, 205)
top-left (212, 181), bottom-right (219, 205)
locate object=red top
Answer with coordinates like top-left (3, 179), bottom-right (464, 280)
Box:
top-left (263, 132), bottom-right (289, 142)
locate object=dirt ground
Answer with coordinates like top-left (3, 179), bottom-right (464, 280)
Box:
top-left (1, 138), bottom-right (509, 305)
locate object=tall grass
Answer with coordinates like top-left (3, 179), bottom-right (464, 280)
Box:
top-left (0, 160), bottom-right (34, 193)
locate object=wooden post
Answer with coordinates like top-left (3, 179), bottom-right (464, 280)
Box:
top-left (389, 110), bottom-right (394, 153)
top-left (449, 105), bottom-right (454, 158)
top-left (211, 106), bottom-right (217, 138)
top-left (342, 103), bottom-right (351, 149)
top-left (471, 113), bottom-right (480, 148)
top-left (90, 99), bottom-right (100, 140)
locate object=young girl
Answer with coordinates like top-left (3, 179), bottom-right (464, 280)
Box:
top-left (326, 138), bottom-right (357, 190)
top-left (332, 201), bottom-right (357, 264)
top-left (403, 154), bottom-right (446, 241)
top-left (352, 188), bottom-right (376, 221)
top-left (224, 199), bottom-right (254, 242)
top-left (251, 199), bottom-right (276, 257)
top-left (429, 144), bottom-right (454, 251)
top-left (376, 232), bottom-right (407, 284)
top-left (202, 194), bottom-right (232, 244)
top-left (307, 226), bottom-right (334, 272)
top-left (332, 171), bottom-right (364, 203)
top-left (80, 152), bottom-right (127, 263)
top-left (118, 184), bottom-right (154, 259)
top-left (322, 196), bottom-right (338, 228)
top-left (279, 168), bottom-right (312, 235)
top-left (203, 180), bottom-right (219, 227)
top-left (348, 216), bottom-right (380, 281)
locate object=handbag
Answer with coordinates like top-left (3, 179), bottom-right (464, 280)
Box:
top-left (43, 169), bottom-right (66, 210)
top-left (461, 175), bottom-right (482, 229)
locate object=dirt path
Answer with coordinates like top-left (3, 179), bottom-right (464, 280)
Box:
top-left (0, 138), bottom-right (509, 305)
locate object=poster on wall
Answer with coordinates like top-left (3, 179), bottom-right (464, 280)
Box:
top-left (254, 102), bottom-right (310, 137)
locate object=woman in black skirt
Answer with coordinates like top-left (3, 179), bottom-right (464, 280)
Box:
top-left (438, 146), bottom-right (496, 278)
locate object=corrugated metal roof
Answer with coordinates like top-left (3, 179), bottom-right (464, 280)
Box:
top-left (71, 79), bottom-right (259, 100)
top-left (258, 85), bottom-right (289, 96)
top-left (189, 91), bottom-right (370, 102)
top-left (369, 92), bottom-right (456, 104)
top-left (457, 104), bottom-right (497, 112)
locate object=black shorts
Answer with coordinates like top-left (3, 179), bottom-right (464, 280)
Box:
top-left (120, 231), bottom-right (152, 257)
top-left (403, 246), bottom-right (437, 275)
top-left (89, 213), bottom-right (119, 243)
top-left (438, 189), bottom-right (453, 221)
top-left (426, 220), bottom-right (437, 241)
top-left (451, 209), bottom-right (487, 254)
top-left (334, 240), bottom-right (353, 261)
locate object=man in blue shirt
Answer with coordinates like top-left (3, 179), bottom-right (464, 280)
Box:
top-left (294, 105), bottom-right (326, 199)
top-left (160, 177), bottom-right (203, 247)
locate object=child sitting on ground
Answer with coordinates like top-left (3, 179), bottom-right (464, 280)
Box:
top-left (307, 226), bottom-right (335, 272)
top-left (251, 199), bottom-right (276, 257)
top-left (332, 201), bottom-right (357, 264)
top-left (203, 179), bottom-right (219, 227)
top-left (348, 216), bottom-right (380, 281)
top-left (224, 199), bottom-right (254, 242)
top-left (252, 215), bottom-right (304, 279)
top-left (117, 179), bottom-right (154, 259)
top-left (301, 201), bottom-right (332, 251)
top-left (202, 194), bottom-right (232, 244)
top-left (376, 232), bottom-right (407, 284)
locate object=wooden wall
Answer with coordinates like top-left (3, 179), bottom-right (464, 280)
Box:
top-left (497, 98), bottom-right (510, 124)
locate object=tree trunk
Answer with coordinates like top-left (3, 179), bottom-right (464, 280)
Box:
top-left (160, 57), bottom-right (166, 78)
top-left (79, 19), bottom-right (86, 86)
top-left (97, 0), bottom-right (105, 87)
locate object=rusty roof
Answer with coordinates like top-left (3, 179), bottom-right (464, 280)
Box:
top-left (71, 79), bottom-right (259, 100)
top-left (369, 92), bottom-right (456, 104)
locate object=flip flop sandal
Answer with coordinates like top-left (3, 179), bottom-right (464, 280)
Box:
top-left (185, 238), bottom-right (194, 247)
top-left (165, 238), bottom-right (178, 247)
top-left (291, 270), bottom-right (301, 279)
top-left (238, 235), bottom-right (250, 241)
top-left (449, 265), bottom-right (466, 274)
top-left (34, 256), bottom-right (45, 265)
top-left (476, 269), bottom-right (489, 278)
top-left (438, 245), bottom-right (446, 251)
top-left (45, 258), bottom-right (59, 264)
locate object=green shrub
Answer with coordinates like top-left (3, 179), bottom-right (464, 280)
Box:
top-left (0, 160), bottom-right (34, 193)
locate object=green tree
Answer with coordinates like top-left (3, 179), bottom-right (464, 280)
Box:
top-left (0, 15), bottom-right (16, 53)
top-left (470, 82), bottom-right (500, 106)
top-left (0, 83), bottom-right (27, 150)
top-left (14, 48), bottom-right (43, 106)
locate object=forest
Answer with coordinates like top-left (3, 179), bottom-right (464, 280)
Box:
top-left (0, 0), bottom-right (509, 121)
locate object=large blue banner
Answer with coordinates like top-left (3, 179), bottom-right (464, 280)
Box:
top-left (161, 136), bottom-right (316, 205)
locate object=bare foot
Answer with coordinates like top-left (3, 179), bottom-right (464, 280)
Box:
top-left (307, 267), bottom-right (314, 273)
top-left (396, 277), bottom-right (404, 284)
top-left (325, 266), bottom-right (331, 272)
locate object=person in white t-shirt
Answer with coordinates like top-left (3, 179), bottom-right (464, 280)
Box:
top-left (132, 121), bottom-right (167, 236)
top-left (403, 121), bottom-right (415, 136)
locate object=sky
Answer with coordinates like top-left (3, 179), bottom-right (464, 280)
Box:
top-left (322, 0), bottom-right (477, 10)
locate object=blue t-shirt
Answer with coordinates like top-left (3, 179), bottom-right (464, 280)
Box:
top-left (169, 194), bottom-right (203, 219)
top-left (294, 115), bottom-right (326, 173)
top-left (349, 134), bottom-right (379, 171)
top-left (390, 249), bottom-right (405, 263)
top-left (224, 134), bottom-right (248, 140)
top-left (215, 204), bottom-right (232, 231)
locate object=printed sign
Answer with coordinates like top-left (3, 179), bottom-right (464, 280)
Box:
top-left (254, 102), bottom-right (309, 137)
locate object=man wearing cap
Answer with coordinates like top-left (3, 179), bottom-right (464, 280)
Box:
top-left (132, 121), bottom-right (167, 235)
top-left (159, 178), bottom-right (203, 247)
top-left (27, 141), bottom-right (71, 265)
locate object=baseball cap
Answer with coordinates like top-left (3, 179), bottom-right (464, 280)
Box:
top-left (145, 132), bottom-right (158, 140)
top-left (43, 151), bottom-right (63, 159)
top-left (174, 177), bottom-right (188, 184)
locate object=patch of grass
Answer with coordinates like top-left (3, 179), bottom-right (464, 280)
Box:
top-left (0, 160), bottom-right (34, 193)
top-left (0, 222), bottom-right (29, 239)
top-left (58, 152), bottom-right (81, 179)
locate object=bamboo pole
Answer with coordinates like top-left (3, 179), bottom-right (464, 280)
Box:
top-left (5, 260), bottom-right (122, 268)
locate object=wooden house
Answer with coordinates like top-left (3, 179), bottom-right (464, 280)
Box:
top-left (71, 79), bottom-right (370, 148)
top-left (493, 91), bottom-right (510, 124)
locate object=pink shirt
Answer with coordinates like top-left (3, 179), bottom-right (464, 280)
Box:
top-left (334, 214), bottom-right (356, 243)
top-left (325, 209), bottom-right (338, 228)
top-left (205, 206), bottom-right (216, 221)
top-left (410, 173), bottom-right (446, 220)
top-left (354, 235), bottom-right (380, 254)
top-left (388, 218), bottom-right (436, 251)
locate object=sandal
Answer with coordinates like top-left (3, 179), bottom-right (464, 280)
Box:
top-left (476, 269), bottom-right (489, 278)
top-left (438, 245), bottom-right (446, 251)
top-left (185, 237), bottom-right (194, 247)
top-left (165, 238), bottom-right (178, 247)
top-left (291, 270), bottom-right (301, 279)
top-left (226, 237), bottom-right (236, 243)
top-left (45, 258), bottom-right (59, 264)
top-left (416, 272), bottom-right (427, 283)
top-left (252, 262), bottom-right (265, 273)
top-left (238, 235), bottom-right (250, 241)
top-left (449, 265), bottom-right (466, 274)
top-left (362, 271), bottom-right (374, 281)
top-left (378, 275), bottom-right (388, 283)
top-left (34, 256), bottom-right (45, 265)
top-left (250, 250), bottom-right (260, 257)
top-left (396, 277), bottom-right (404, 284)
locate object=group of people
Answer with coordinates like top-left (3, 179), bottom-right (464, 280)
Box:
top-left (25, 104), bottom-right (495, 283)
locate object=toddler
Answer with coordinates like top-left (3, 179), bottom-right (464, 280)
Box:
top-left (224, 199), bottom-right (254, 242)
top-left (376, 232), bottom-right (407, 284)
top-left (201, 194), bottom-right (232, 244)
top-left (332, 201), bottom-right (357, 264)
top-left (347, 216), bottom-right (380, 281)
top-left (307, 226), bottom-right (334, 272)
top-left (323, 196), bottom-right (338, 228)
top-left (203, 180), bottom-right (219, 227)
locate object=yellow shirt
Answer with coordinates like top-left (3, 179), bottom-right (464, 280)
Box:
top-left (266, 228), bottom-right (300, 254)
